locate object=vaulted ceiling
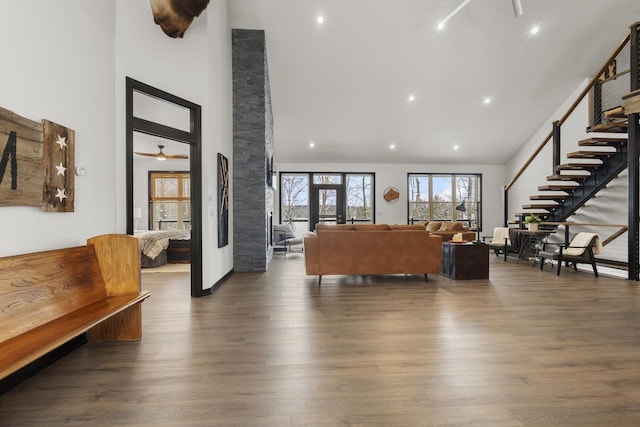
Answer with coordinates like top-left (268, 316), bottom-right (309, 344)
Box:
top-left (228, 0), bottom-right (640, 165)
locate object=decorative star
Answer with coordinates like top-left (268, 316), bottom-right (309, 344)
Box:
top-left (55, 162), bottom-right (67, 176)
top-left (55, 188), bottom-right (67, 202)
top-left (55, 135), bottom-right (67, 150)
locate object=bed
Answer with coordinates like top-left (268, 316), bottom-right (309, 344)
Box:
top-left (134, 230), bottom-right (191, 268)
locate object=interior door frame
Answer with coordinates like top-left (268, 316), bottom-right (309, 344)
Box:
top-left (126, 77), bottom-right (205, 297)
top-left (310, 183), bottom-right (346, 228)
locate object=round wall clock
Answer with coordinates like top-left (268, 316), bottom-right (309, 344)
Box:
top-left (383, 186), bottom-right (400, 203)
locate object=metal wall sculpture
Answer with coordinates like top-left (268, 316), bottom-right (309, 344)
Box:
top-left (217, 153), bottom-right (229, 247)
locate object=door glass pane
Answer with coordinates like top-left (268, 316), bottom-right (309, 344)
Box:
top-left (318, 189), bottom-right (337, 224)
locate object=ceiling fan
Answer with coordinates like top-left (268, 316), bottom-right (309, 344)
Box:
top-left (439, 0), bottom-right (523, 30)
top-left (134, 144), bottom-right (188, 161)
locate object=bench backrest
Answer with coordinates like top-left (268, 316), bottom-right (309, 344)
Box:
top-left (0, 234), bottom-right (141, 344)
top-left (0, 245), bottom-right (107, 343)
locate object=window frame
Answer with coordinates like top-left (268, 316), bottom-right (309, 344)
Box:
top-left (148, 170), bottom-right (191, 230)
top-left (407, 172), bottom-right (482, 231)
top-left (279, 171), bottom-right (376, 230)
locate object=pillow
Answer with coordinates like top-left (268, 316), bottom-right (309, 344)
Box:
top-left (426, 221), bottom-right (442, 232)
top-left (440, 221), bottom-right (464, 231)
top-left (274, 224), bottom-right (296, 240)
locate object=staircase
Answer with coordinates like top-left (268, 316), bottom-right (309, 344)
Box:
top-left (517, 114), bottom-right (628, 226)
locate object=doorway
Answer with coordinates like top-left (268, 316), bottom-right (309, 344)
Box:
top-left (125, 77), bottom-right (205, 297)
top-left (310, 184), bottom-right (346, 227)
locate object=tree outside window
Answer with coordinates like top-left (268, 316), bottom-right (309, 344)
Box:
top-left (408, 173), bottom-right (481, 230)
top-left (150, 172), bottom-right (191, 230)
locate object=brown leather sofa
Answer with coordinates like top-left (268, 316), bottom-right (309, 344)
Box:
top-left (304, 223), bottom-right (442, 284)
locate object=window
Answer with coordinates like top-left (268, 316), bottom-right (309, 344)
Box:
top-left (280, 173), bottom-right (309, 232)
top-left (408, 173), bottom-right (481, 230)
top-left (280, 172), bottom-right (375, 231)
top-left (149, 172), bottom-right (191, 230)
top-left (346, 174), bottom-right (373, 223)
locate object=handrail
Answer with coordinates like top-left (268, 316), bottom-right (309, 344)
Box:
top-left (505, 31), bottom-right (631, 191)
top-left (540, 221), bottom-right (628, 247)
top-left (505, 130), bottom-right (553, 190)
top-left (558, 33), bottom-right (630, 126)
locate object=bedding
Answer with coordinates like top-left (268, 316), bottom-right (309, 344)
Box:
top-left (134, 230), bottom-right (190, 267)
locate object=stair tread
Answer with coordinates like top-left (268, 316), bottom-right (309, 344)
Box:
top-left (567, 150), bottom-right (616, 158)
top-left (514, 212), bottom-right (549, 218)
top-left (578, 137), bottom-right (627, 146)
top-left (589, 121), bottom-right (628, 133)
top-left (538, 184), bottom-right (579, 190)
top-left (547, 174), bottom-right (589, 181)
top-left (522, 204), bottom-right (556, 210)
top-left (530, 195), bottom-right (567, 200)
top-left (604, 106), bottom-right (625, 119)
top-left (556, 162), bottom-right (603, 170)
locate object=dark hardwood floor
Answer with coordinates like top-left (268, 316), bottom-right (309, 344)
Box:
top-left (2, 253), bottom-right (640, 426)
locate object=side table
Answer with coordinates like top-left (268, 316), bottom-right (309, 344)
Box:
top-left (441, 242), bottom-right (489, 280)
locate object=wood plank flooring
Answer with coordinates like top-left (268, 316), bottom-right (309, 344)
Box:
top-left (2, 253), bottom-right (640, 426)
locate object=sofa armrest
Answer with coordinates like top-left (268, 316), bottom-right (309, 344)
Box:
top-left (303, 234), bottom-right (319, 274)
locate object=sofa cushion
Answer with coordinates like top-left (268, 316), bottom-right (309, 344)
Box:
top-left (316, 224), bottom-right (354, 231)
top-left (426, 221), bottom-right (442, 232)
top-left (388, 224), bottom-right (425, 230)
top-left (353, 224), bottom-right (390, 231)
top-left (440, 221), bottom-right (464, 231)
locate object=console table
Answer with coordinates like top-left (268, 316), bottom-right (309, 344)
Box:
top-left (441, 242), bottom-right (489, 280)
top-left (516, 230), bottom-right (553, 265)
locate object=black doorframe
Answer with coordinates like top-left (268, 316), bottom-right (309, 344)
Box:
top-left (310, 184), bottom-right (346, 229)
top-left (125, 77), bottom-right (206, 297)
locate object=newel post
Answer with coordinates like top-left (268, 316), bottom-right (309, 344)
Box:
top-left (628, 22), bottom-right (640, 281)
top-left (503, 186), bottom-right (508, 227)
top-left (552, 120), bottom-right (561, 174)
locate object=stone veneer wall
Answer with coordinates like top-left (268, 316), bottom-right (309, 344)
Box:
top-left (232, 29), bottom-right (274, 272)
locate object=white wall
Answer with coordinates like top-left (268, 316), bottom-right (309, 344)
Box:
top-left (115, 0), bottom-right (234, 290)
top-left (278, 162), bottom-right (506, 236)
top-left (204, 0), bottom-right (234, 286)
top-left (0, 1), bottom-right (233, 290)
top-left (0, 1), bottom-right (117, 256)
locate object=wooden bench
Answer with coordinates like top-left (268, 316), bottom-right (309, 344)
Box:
top-left (0, 234), bottom-right (151, 381)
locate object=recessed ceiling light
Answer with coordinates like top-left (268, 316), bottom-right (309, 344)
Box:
top-left (483, 97), bottom-right (492, 105)
top-left (437, 21), bottom-right (446, 31)
top-left (309, 142), bottom-right (316, 148)
top-left (390, 143), bottom-right (397, 150)
top-left (408, 94), bottom-right (416, 102)
top-left (530, 25), bottom-right (540, 35)
top-left (453, 145), bottom-right (460, 150)
top-left (316, 15), bottom-right (325, 24)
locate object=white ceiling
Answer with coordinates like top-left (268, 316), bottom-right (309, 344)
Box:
top-left (228, 0), bottom-right (640, 165)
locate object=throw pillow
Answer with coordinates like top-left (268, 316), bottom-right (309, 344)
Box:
top-left (426, 221), bottom-right (442, 232)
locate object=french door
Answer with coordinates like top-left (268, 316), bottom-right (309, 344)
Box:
top-left (310, 184), bottom-right (346, 229)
